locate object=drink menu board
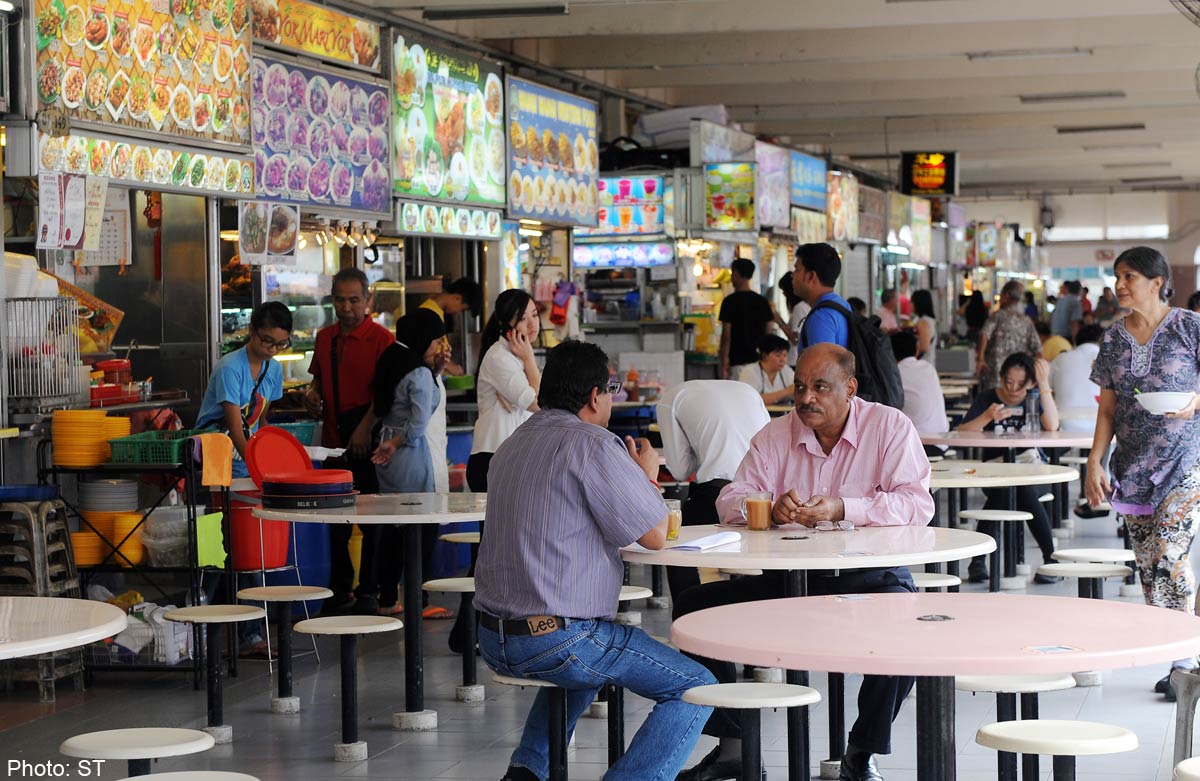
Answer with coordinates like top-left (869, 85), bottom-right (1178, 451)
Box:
top-left (790, 151), bottom-right (826, 211)
top-left (506, 75), bottom-right (599, 226)
top-left (573, 241), bottom-right (674, 268)
top-left (576, 175), bottom-right (663, 237)
top-left (704, 162), bottom-right (755, 231)
top-left (826, 171), bottom-right (859, 242)
top-left (39, 129), bottom-right (255, 196)
top-left (393, 34), bottom-right (505, 207)
top-left (755, 142), bottom-right (789, 229)
top-left (251, 54), bottom-right (390, 213)
top-left (34, 0), bottom-right (252, 147)
top-left (252, 0), bottom-right (380, 72)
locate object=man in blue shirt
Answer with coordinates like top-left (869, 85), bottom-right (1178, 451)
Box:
top-left (794, 242), bottom-right (851, 349)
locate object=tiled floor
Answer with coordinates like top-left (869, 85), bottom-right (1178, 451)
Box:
top-left (2, 500), bottom-right (1194, 780)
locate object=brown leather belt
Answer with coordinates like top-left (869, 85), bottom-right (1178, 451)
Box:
top-left (480, 612), bottom-right (572, 637)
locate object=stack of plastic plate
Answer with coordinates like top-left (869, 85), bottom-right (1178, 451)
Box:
top-left (69, 531), bottom-right (105, 567)
top-left (79, 479), bottom-right (139, 511)
top-left (51, 410), bottom-right (112, 467)
top-left (111, 513), bottom-right (144, 567)
top-left (102, 417), bottom-right (132, 458)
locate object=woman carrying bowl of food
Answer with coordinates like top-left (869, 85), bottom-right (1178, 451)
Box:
top-left (1086, 246), bottom-right (1200, 701)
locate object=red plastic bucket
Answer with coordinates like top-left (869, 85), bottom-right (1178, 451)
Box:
top-left (215, 491), bottom-right (289, 571)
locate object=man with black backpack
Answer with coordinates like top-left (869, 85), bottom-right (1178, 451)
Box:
top-left (794, 243), bottom-right (905, 408)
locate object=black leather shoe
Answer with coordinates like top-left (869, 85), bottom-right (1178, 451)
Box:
top-left (839, 749), bottom-right (883, 781)
top-left (967, 561), bottom-right (989, 584)
top-left (501, 765), bottom-right (538, 781)
top-left (320, 593), bottom-right (355, 616)
top-left (1155, 674), bottom-right (1171, 693)
top-left (1033, 573), bottom-right (1060, 585)
top-left (676, 746), bottom-right (767, 781)
top-left (1165, 677), bottom-right (1178, 703)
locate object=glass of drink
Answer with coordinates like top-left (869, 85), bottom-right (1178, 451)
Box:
top-left (665, 499), bottom-right (682, 541)
top-left (740, 491), bottom-right (773, 531)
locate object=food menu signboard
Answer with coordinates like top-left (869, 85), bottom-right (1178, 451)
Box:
top-left (34, 0), bottom-right (252, 148)
top-left (252, 0), bottom-right (380, 72)
top-left (238, 200), bottom-right (298, 265)
top-left (911, 196), bottom-right (931, 264)
top-left (251, 55), bottom-right (390, 214)
top-left (573, 241), bottom-right (674, 268)
top-left (397, 199), bottom-right (502, 240)
top-left (887, 191), bottom-right (912, 252)
top-left (576, 175), bottom-right (663, 237)
top-left (704, 162), bottom-right (755, 231)
top-left (790, 151), bottom-right (826, 211)
top-left (826, 171), bottom-right (859, 242)
top-left (790, 207), bottom-right (827, 245)
top-left (755, 142), bottom-right (789, 229)
top-left (39, 129), bottom-right (254, 196)
top-left (392, 35), bottom-right (505, 207)
top-left (857, 185), bottom-right (886, 244)
top-left (506, 76), bottom-right (599, 226)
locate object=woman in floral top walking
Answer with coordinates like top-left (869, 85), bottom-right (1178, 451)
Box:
top-left (1087, 246), bottom-right (1200, 702)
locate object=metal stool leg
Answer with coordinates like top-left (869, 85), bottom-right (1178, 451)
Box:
top-left (277, 602), bottom-right (293, 699)
top-left (1051, 755), bottom-right (1076, 781)
top-left (462, 599), bottom-right (477, 687)
top-left (340, 635), bottom-right (358, 745)
top-left (996, 692), bottom-right (1017, 781)
top-left (548, 687), bottom-right (569, 781)
top-left (206, 624), bottom-right (224, 730)
top-left (1020, 693), bottom-right (1039, 781)
top-left (127, 759), bottom-right (152, 776)
top-left (607, 683), bottom-right (625, 766)
top-left (741, 708), bottom-right (762, 781)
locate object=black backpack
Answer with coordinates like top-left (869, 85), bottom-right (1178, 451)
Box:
top-left (801, 300), bottom-right (905, 409)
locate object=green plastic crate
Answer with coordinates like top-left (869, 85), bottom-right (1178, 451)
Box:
top-left (272, 421), bottom-right (317, 445)
top-left (108, 429), bottom-right (210, 464)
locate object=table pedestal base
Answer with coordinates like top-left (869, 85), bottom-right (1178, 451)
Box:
top-left (915, 676), bottom-right (955, 781)
top-left (393, 709), bottom-right (438, 731)
top-left (202, 724), bottom-right (232, 744)
top-left (271, 696), bottom-right (300, 714)
top-left (818, 759), bottom-right (840, 779)
top-left (1000, 576), bottom-right (1027, 591)
top-left (335, 741), bottom-right (367, 762)
top-left (456, 684), bottom-right (485, 703)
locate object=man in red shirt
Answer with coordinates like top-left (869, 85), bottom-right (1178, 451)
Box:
top-left (305, 268), bottom-right (394, 614)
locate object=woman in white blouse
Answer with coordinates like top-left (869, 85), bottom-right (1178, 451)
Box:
top-left (736, 334), bottom-right (795, 405)
top-left (467, 289), bottom-right (541, 492)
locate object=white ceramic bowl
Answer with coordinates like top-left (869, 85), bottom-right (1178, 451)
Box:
top-left (1135, 392), bottom-right (1194, 415)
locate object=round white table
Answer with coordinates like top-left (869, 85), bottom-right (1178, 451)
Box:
top-left (0, 596), bottom-right (127, 660)
top-left (624, 524), bottom-right (994, 780)
top-left (672, 592), bottom-right (1200, 781)
top-left (255, 492), bottom-right (486, 729)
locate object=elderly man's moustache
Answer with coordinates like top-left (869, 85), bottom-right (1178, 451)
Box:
top-left (798, 405), bottom-right (821, 414)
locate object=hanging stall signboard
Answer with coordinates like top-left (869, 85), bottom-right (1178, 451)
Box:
top-left (252, 0), bottom-right (380, 72)
top-left (690, 119), bottom-right (755, 164)
top-left (396, 199), bottom-right (502, 240)
top-left (789, 151), bottom-right (826, 212)
top-left (393, 34), bottom-right (505, 207)
top-left (755, 142), bottom-right (789, 229)
top-left (574, 241), bottom-right (674, 268)
top-left (505, 75), bottom-right (599, 226)
top-left (826, 170), bottom-right (859, 242)
top-left (857, 185), bottom-right (886, 244)
top-left (251, 54), bottom-right (390, 213)
top-left (900, 151), bottom-right (958, 197)
top-left (887, 191), bottom-right (912, 252)
top-left (911, 197), bottom-right (932, 264)
top-left (576, 174), bottom-right (664, 238)
top-left (33, 0), bottom-right (252, 148)
top-left (704, 162), bottom-right (755, 231)
top-left (790, 207), bottom-right (827, 245)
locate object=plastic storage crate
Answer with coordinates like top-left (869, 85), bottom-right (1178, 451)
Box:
top-left (272, 421), bottom-right (317, 445)
top-left (108, 429), bottom-right (208, 464)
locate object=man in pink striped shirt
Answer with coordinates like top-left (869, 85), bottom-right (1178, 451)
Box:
top-left (675, 344), bottom-right (933, 781)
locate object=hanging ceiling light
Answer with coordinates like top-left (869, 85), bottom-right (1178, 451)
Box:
top-left (315, 230), bottom-right (326, 246)
top-left (346, 222), bottom-right (360, 248)
top-left (298, 234), bottom-right (308, 250)
top-left (363, 223), bottom-right (378, 246)
top-left (333, 222), bottom-right (348, 245)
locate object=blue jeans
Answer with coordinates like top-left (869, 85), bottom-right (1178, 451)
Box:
top-left (479, 618), bottom-right (715, 781)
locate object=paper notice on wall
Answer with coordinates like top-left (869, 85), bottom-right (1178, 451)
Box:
top-left (81, 177), bottom-right (109, 252)
top-left (79, 188), bottom-right (132, 268)
top-left (60, 174), bottom-right (87, 250)
top-left (37, 172), bottom-right (63, 250)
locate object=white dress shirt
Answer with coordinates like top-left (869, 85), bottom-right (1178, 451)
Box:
top-left (656, 381), bottom-right (771, 483)
top-left (1050, 342), bottom-right (1100, 433)
top-left (736, 362), bottom-right (795, 395)
top-left (898, 356), bottom-right (948, 435)
top-left (471, 340), bottom-right (536, 454)
top-left (426, 375), bottom-right (449, 492)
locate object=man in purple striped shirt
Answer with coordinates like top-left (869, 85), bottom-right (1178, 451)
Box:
top-left (475, 340), bottom-right (716, 781)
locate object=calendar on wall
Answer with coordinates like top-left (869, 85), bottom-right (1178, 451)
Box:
top-left (78, 188), bottom-right (131, 267)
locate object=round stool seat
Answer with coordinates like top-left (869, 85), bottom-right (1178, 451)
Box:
top-left (164, 605), bottom-right (265, 624)
top-left (911, 572), bottom-right (962, 590)
top-left (1052, 548), bottom-right (1136, 565)
top-left (237, 585), bottom-right (334, 602)
top-left (1060, 456), bottom-right (1089, 465)
top-left (975, 719), bottom-right (1137, 756)
top-left (423, 577), bottom-right (476, 594)
top-left (683, 682), bottom-right (822, 710)
top-left (619, 585), bottom-right (653, 601)
top-left (959, 510), bottom-right (1033, 522)
top-left (60, 728), bottom-right (214, 760)
top-left (1175, 756), bottom-right (1200, 780)
top-left (440, 532), bottom-right (482, 545)
top-left (721, 568), bottom-right (764, 577)
top-left (294, 616), bottom-right (402, 636)
top-left (494, 673), bottom-right (559, 689)
top-left (115, 774), bottom-right (259, 781)
top-left (956, 673), bottom-right (1077, 694)
top-left (1036, 562), bottom-right (1132, 580)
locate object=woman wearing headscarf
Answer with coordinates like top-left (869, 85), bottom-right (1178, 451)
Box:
top-left (367, 308), bottom-right (448, 616)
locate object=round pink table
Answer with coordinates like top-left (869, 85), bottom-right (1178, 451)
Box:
top-left (672, 592), bottom-right (1200, 780)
